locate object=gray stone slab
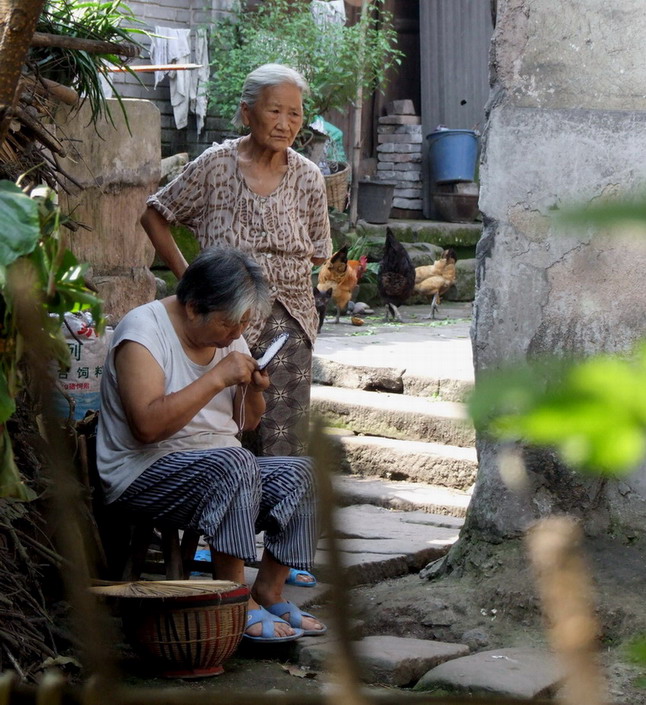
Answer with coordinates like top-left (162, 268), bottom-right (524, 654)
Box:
top-left (378, 115), bottom-right (421, 125)
top-left (313, 301), bottom-right (474, 402)
top-left (414, 647), bottom-right (564, 698)
top-left (299, 636), bottom-right (469, 686)
top-left (335, 503), bottom-right (465, 536)
top-left (329, 434), bottom-right (477, 489)
top-left (311, 385), bottom-right (475, 447)
top-left (314, 504), bottom-right (461, 584)
top-left (334, 474), bottom-right (472, 516)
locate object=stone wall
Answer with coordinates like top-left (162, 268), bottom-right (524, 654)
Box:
top-left (56, 99), bottom-right (160, 323)
top-left (111, 0), bottom-right (237, 158)
top-left (470, 0), bottom-right (646, 539)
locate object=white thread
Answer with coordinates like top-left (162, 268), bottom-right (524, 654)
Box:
top-left (238, 383), bottom-right (247, 433)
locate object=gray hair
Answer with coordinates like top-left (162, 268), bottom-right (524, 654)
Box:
top-left (232, 63), bottom-right (310, 128)
top-left (176, 246), bottom-right (270, 322)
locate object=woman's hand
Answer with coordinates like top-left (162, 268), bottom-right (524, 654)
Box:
top-left (211, 351), bottom-right (260, 388)
top-left (249, 368), bottom-right (271, 393)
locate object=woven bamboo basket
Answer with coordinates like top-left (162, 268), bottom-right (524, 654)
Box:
top-left (324, 161), bottom-right (350, 212)
top-left (90, 580), bottom-right (249, 678)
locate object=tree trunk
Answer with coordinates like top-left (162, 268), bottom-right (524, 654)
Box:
top-left (0, 0), bottom-right (47, 146)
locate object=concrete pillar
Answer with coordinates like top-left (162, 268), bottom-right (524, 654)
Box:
top-left (57, 99), bottom-right (161, 322)
top-left (470, 0), bottom-right (646, 539)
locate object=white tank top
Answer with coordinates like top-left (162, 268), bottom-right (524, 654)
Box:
top-left (97, 300), bottom-right (248, 503)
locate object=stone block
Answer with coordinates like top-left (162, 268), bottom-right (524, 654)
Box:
top-left (377, 133), bottom-right (423, 144)
top-left (378, 124), bottom-right (423, 135)
top-left (59, 185), bottom-right (156, 269)
top-left (414, 647), bottom-right (564, 698)
top-left (378, 115), bottom-right (421, 125)
top-left (92, 268), bottom-right (156, 323)
top-left (393, 198), bottom-right (424, 209)
top-left (378, 162), bottom-right (422, 172)
top-left (300, 636), bottom-right (469, 686)
top-left (57, 99), bottom-right (160, 188)
top-left (386, 99), bottom-right (416, 115)
top-left (377, 143), bottom-right (421, 154)
top-left (393, 188), bottom-right (423, 198)
top-left (378, 152), bottom-right (422, 163)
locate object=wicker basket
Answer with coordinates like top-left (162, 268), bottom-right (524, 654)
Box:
top-left (324, 161), bottom-right (350, 212)
top-left (91, 580), bottom-right (249, 678)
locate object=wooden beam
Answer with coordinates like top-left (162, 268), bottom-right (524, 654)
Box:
top-left (30, 31), bottom-right (139, 58)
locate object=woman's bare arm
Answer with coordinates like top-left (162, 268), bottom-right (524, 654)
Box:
top-left (140, 206), bottom-right (189, 279)
top-left (115, 341), bottom-right (259, 443)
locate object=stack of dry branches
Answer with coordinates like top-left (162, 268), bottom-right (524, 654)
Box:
top-left (0, 72), bottom-right (78, 191)
top-left (0, 400), bottom-right (63, 681)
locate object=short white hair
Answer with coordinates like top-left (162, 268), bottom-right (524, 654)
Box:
top-left (232, 63), bottom-right (309, 128)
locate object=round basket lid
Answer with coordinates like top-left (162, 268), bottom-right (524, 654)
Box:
top-left (90, 580), bottom-right (244, 599)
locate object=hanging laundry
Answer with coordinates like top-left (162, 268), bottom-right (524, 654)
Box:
top-left (310, 0), bottom-right (346, 27)
top-left (150, 26), bottom-right (191, 129)
top-left (189, 27), bottom-right (210, 136)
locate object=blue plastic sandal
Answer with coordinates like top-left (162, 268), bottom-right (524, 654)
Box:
top-left (285, 568), bottom-right (317, 588)
top-left (243, 607), bottom-right (303, 643)
top-left (265, 601), bottom-right (327, 637)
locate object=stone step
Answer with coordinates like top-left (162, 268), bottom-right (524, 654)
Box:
top-left (327, 431), bottom-right (477, 490)
top-left (414, 646), bottom-right (564, 699)
top-left (314, 504), bottom-right (463, 586)
top-left (311, 385), bottom-right (475, 447)
top-left (313, 356), bottom-right (472, 402)
top-left (357, 218), bottom-right (483, 249)
top-left (298, 635), bottom-right (470, 687)
top-left (313, 301), bottom-right (474, 403)
top-left (335, 474), bottom-right (472, 518)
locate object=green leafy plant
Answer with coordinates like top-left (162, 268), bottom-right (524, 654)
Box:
top-left (207, 0), bottom-right (403, 138)
top-left (31, 0), bottom-right (146, 126)
top-left (0, 180), bottom-right (102, 500)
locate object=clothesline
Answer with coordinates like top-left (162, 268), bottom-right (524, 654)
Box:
top-left (106, 64), bottom-right (204, 72)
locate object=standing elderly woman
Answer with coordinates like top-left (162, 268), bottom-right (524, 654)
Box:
top-left (97, 246), bottom-right (326, 641)
top-left (141, 63), bottom-right (332, 459)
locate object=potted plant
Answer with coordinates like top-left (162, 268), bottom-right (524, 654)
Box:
top-left (206, 0), bottom-right (403, 158)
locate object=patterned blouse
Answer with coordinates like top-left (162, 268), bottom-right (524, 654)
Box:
top-left (147, 138), bottom-right (332, 347)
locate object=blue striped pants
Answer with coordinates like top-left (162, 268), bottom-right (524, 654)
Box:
top-left (113, 447), bottom-right (317, 571)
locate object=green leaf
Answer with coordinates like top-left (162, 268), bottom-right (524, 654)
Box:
top-left (0, 181), bottom-right (40, 267)
top-left (0, 427), bottom-right (37, 501)
top-left (0, 368), bottom-right (16, 424)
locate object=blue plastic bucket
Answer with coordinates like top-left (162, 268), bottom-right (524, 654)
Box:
top-left (427, 129), bottom-right (479, 183)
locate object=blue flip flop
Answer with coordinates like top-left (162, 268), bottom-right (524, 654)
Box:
top-left (285, 568), bottom-right (317, 587)
top-left (265, 601), bottom-right (327, 637)
top-left (243, 607), bottom-right (304, 643)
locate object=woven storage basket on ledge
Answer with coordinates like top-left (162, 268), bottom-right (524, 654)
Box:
top-left (324, 161), bottom-right (350, 212)
top-left (91, 580), bottom-right (249, 678)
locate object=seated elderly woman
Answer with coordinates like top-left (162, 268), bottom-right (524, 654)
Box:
top-left (96, 246), bottom-right (325, 642)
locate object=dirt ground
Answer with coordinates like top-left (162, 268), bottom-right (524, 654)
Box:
top-left (114, 536), bottom-right (646, 703)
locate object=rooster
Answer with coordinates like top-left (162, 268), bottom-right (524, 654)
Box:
top-left (377, 228), bottom-right (415, 322)
top-left (316, 246), bottom-right (366, 324)
top-left (414, 248), bottom-right (458, 319)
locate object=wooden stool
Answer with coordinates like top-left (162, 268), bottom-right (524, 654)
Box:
top-left (121, 522), bottom-right (205, 581)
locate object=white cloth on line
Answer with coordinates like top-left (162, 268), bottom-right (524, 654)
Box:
top-left (189, 27), bottom-right (210, 136)
top-left (150, 26), bottom-right (191, 130)
top-left (310, 0), bottom-right (346, 27)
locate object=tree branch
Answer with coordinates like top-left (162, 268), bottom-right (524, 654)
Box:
top-left (30, 31), bottom-right (139, 57)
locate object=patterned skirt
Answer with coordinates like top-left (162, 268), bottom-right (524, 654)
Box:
top-left (246, 302), bottom-right (313, 457)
